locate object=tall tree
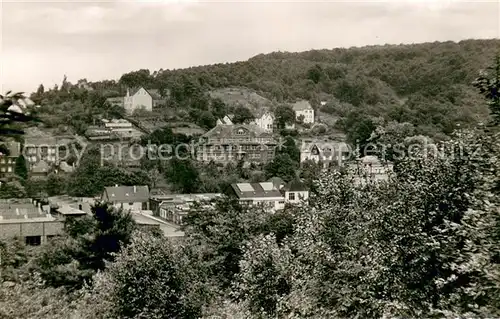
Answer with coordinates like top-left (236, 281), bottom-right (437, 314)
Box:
top-left (36, 201), bottom-right (137, 289)
top-left (14, 155), bottom-right (28, 180)
top-left (232, 106), bottom-right (254, 124)
top-left (165, 158), bottom-right (200, 193)
top-left (473, 55), bottom-right (500, 124)
top-left (274, 104), bottom-right (296, 129)
top-left (0, 92), bottom-right (38, 155)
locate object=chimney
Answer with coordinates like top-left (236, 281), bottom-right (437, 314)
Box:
top-left (134, 186), bottom-right (137, 193)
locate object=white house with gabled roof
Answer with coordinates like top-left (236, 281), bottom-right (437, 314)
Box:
top-left (292, 100), bottom-right (315, 124)
top-left (124, 87), bottom-right (153, 114)
top-left (250, 110), bottom-right (275, 132)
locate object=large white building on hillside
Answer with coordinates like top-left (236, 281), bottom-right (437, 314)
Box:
top-left (121, 87), bottom-right (165, 114)
top-left (292, 100), bottom-right (315, 124)
top-left (124, 87), bottom-right (153, 114)
top-left (250, 111), bottom-right (275, 132)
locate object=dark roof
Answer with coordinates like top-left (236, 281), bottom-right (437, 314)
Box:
top-left (103, 185), bottom-right (149, 203)
top-left (231, 182), bottom-right (283, 199)
top-left (268, 177), bottom-right (285, 189)
top-left (284, 179), bottom-right (307, 192)
top-left (128, 87), bottom-right (142, 96)
top-left (254, 108), bottom-right (274, 118)
top-left (31, 160), bottom-right (50, 173)
top-left (292, 100), bottom-right (313, 111)
top-left (0, 201), bottom-right (47, 220)
top-left (127, 87), bottom-right (163, 100)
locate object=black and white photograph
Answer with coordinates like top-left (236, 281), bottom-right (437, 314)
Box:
top-left (0, 0), bottom-right (499, 318)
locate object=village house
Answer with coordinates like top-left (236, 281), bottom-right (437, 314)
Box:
top-left (230, 182), bottom-right (285, 211)
top-left (30, 160), bottom-right (51, 178)
top-left (124, 87), bottom-right (153, 113)
top-left (0, 141), bottom-right (21, 176)
top-left (47, 195), bottom-right (165, 235)
top-left (122, 87), bottom-right (167, 114)
top-left (229, 179), bottom-right (309, 212)
top-left (300, 140), bottom-right (351, 168)
top-left (283, 178), bottom-right (309, 204)
top-left (85, 119), bottom-right (143, 142)
top-left (250, 110), bottom-right (275, 132)
top-left (101, 185), bottom-right (150, 212)
top-left (23, 135), bottom-right (81, 169)
top-left (196, 124), bottom-right (278, 164)
top-left (150, 193), bottom-right (221, 225)
top-left (0, 198), bottom-right (63, 245)
top-left (350, 155), bottom-right (394, 184)
top-left (292, 100), bottom-right (315, 124)
top-left (216, 115), bottom-right (234, 126)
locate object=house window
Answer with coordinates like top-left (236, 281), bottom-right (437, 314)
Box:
top-left (0, 159), bottom-right (5, 164)
top-left (25, 236), bottom-right (41, 246)
top-left (7, 167), bottom-right (12, 172)
top-left (1, 167), bottom-right (5, 172)
top-left (129, 202), bottom-right (134, 206)
top-left (288, 193), bottom-right (295, 201)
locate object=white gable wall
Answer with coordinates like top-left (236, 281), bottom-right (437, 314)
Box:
top-left (296, 109), bottom-right (315, 124)
top-left (124, 88), bottom-right (153, 114)
top-left (284, 190), bottom-right (309, 204)
top-left (252, 113), bottom-right (274, 132)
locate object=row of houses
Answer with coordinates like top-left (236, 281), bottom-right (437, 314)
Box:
top-left (217, 100), bottom-right (315, 134)
top-left (0, 154), bottom-right (393, 245)
top-left (85, 118), bottom-right (144, 142)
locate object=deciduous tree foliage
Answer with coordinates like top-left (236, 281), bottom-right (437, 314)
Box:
top-left (78, 232), bottom-right (206, 319)
top-left (35, 202), bottom-right (136, 289)
top-left (14, 155), bottom-right (28, 181)
top-left (224, 128), bottom-right (500, 318)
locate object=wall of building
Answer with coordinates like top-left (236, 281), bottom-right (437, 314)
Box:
top-left (254, 114), bottom-right (274, 132)
top-left (132, 88), bottom-right (153, 112)
top-left (240, 197), bottom-right (285, 211)
top-left (285, 190), bottom-right (309, 204)
top-left (0, 220), bottom-right (64, 244)
top-left (296, 109), bottom-right (315, 123)
top-left (113, 202), bottom-right (144, 212)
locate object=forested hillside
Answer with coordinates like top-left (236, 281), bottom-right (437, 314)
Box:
top-left (31, 39), bottom-right (499, 141)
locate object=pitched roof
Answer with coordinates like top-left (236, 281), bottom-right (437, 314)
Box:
top-left (103, 185), bottom-right (150, 203)
top-left (127, 87), bottom-right (143, 96)
top-left (231, 182), bottom-right (283, 199)
top-left (127, 87), bottom-right (162, 100)
top-left (284, 178), bottom-right (307, 192)
top-left (217, 116), bottom-right (233, 125)
top-left (255, 108), bottom-right (274, 119)
top-left (203, 124), bottom-right (272, 139)
top-left (31, 160), bottom-right (50, 173)
top-left (59, 161), bottom-right (74, 173)
top-left (268, 177), bottom-right (285, 189)
top-left (292, 100), bottom-right (313, 111)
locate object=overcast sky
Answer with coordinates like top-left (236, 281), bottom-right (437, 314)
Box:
top-left (1, 0), bottom-right (498, 94)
